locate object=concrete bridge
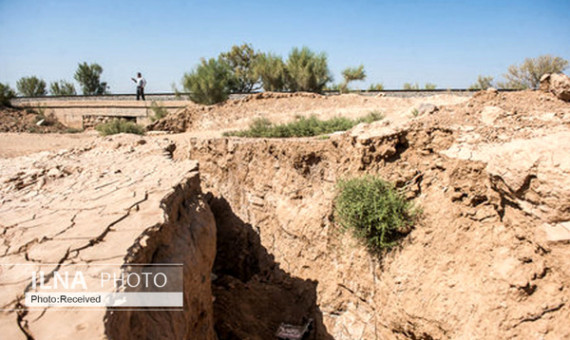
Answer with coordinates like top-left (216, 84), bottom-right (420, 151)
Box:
top-left (10, 90), bottom-right (479, 129)
top-left (10, 95), bottom-right (192, 129)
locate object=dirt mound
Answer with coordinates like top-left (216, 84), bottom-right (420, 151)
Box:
top-left (147, 91), bottom-right (469, 135)
top-left (412, 89), bottom-right (570, 145)
top-left (0, 107), bottom-right (68, 133)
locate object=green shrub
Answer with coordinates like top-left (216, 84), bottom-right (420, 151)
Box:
top-left (285, 47), bottom-right (332, 93)
top-left (183, 57), bottom-right (235, 105)
top-left (17, 76), bottom-right (47, 97)
top-left (340, 65), bottom-right (366, 93)
top-left (95, 119), bottom-right (145, 136)
top-left (0, 83), bottom-right (16, 106)
top-left (220, 43), bottom-right (260, 93)
top-left (498, 54), bottom-right (568, 89)
top-left (424, 83), bottom-right (437, 90)
top-left (334, 175), bottom-right (418, 251)
top-left (358, 111), bottom-right (384, 123)
top-left (368, 83), bottom-right (384, 91)
top-left (255, 52), bottom-right (287, 92)
top-left (50, 80), bottom-right (76, 96)
top-left (150, 101), bottom-right (168, 121)
top-left (224, 112), bottom-right (383, 138)
top-left (403, 82), bottom-right (420, 90)
top-left (469, 75), bottom-right (494, 90)
top-left (74, 62), bottom-right (109, 95)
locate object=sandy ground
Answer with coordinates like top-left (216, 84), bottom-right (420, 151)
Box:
top-left (0, 132), bottom-right (98, 158)
top-left (0, 93), bottom-right (470, 158)
top-left (148, 92), bottom-right (471, 134)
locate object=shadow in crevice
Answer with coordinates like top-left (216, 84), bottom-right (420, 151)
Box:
top-left (384, 134), bottom-right (409, 163)
top-left (207, 194), bottom-right (333, 340)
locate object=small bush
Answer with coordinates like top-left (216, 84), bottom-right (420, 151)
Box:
top-left (334, 176), bottom-right (418, 251)
top-left (50, 80), bottom-right (76, 96)
top-left (368, 83), bottom-right (384, 91)
top-left (285, 47), bottom-right (332, 93)
top-left (17, 76), bottom-right (47, 97)
top-left (183, 57), bottom-right (235, 105)
top-left (95, 119), bottom-right (145, 136)
top-left (0, 83), bottom-right (16, 106)
top-left (424, 83), bottom-right (437, 90)
top-left (224, 112), bottom-right (383, 138)
top-left (150, 101), bottom-right (168, 121)
top-left (358, 111), bottom-right (384, 123)
top-left (403, 82), bottom-right (419, 90)
top-left (498, 54), bottom-right (568, 89)
top-left (469, 75), bottom-right (494, 90)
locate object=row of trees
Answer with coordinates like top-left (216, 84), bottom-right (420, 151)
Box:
top-left (2, 51), bottom-right (568, 106)
top-left (181, 45), bottom-right (342, 104)
top-left (5, 62), bottom-right (108, 97)
top-left (469, 55), bottom-right (568, 90)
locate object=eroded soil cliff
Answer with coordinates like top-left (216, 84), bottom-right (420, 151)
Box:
top-left (174, 89), bottom-right (570, 339)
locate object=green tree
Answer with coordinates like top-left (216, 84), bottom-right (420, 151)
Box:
top-left (469, 75), bottom-right (494, 90)
top-left (285, 47), bottom-right (332, 93)
top-left (403, 82), bottom-right (419, 90)
top-left (424, 83), bottom-right (437, 90)
top-left (340, 65), bottom-right (366, 93)
top-left (182, 57), bottom-right (235, 105)
top-left (0, 83), bottom-right (16, 106)
top-left (368, 83), bottom-right (384, 91)
top-left (499, 55), bottom-right (568, 89)
top-left (219, 43), bottom-right (260, 93)
top-left (255, 53), bottom-right (287, 92)
top-left (50, 80), bottom-right (77, 96)
top-left (16, 76), bottom-right (47, 97)
top-left (74, 62), bottom-right (109, 95)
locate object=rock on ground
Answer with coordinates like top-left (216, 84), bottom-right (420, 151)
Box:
top-left (540, 73), bottom-right (570, 101)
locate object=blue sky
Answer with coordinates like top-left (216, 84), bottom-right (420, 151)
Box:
top-left (0, 0), bottom-right (569, 93)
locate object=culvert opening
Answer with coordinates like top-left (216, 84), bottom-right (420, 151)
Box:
top-left (206, 194), bottom-right (333, 340)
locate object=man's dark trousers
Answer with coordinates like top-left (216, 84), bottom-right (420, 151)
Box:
top-left (137, 87), bottom-right (145, 101)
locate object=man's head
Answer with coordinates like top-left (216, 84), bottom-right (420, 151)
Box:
top-left (137, 72), bottom-right (142, 77)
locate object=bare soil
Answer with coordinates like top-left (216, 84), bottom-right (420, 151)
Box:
top-left (1, 90), bottom-right (569, 339)
top-left (0, 106), bottom-right (68, 133)
top-left (148, 91), bottom-right (470, 135)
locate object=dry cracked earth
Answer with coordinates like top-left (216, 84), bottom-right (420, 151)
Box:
top-left (1, 88), bottom-right (569, 339)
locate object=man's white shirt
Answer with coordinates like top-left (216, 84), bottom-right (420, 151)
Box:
top-left (135, 77), bottom-right (146, 88)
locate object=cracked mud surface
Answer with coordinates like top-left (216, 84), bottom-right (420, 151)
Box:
top-left (0, 135), bottom-right (215, 339)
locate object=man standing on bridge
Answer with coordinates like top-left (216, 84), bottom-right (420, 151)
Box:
top-left (131, 72), bottom-right (146, 101)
